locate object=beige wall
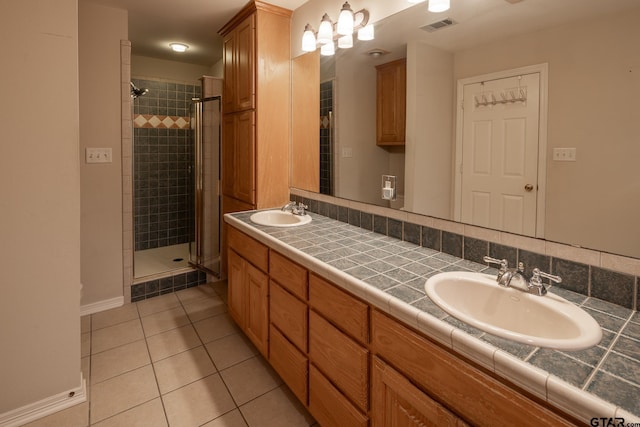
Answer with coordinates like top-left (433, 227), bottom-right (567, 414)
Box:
top-left (0, 0), bottom-right (81, 414)
top-left (405, 42), bottom-right (454, 218)
top-left (79, 2), bottom-right (128, 306)
top-left (454, 9), bottom-right (640, 258)
top-left (132, 55), bottom-right (212, 84)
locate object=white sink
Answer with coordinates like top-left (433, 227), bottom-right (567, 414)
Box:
top-left (250, 210), bottom-right (312, 227)
top-left (425, 271), bottom-right (602, 350)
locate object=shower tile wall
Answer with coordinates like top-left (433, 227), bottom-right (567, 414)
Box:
top-left (320, 80), bottom-right (333, 195)
top-left (133, 78), bottom-right (201, 251)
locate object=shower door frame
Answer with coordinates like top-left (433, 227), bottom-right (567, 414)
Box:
top-left (190, 96), bottom-right (222, 277)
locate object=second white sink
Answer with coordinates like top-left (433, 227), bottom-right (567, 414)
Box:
top-left (425, 271), bottom-right (602, 350)
top-left (250, 210), bottom-right (312, 227)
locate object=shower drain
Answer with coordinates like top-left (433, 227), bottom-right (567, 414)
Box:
top-left (173, 258), bottom-right (184, 262)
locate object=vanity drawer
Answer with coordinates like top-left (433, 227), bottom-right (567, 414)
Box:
top-left (371, 310), bottom-right (574, 427)
top-left (309, 365), bottom-right (368, 427)
top-left (309, 274), bottom-right (369, 345)
top-left (227, 226), bottom-right (268, 272)
top-left (270, 251), bottom-right (308, 299)
top-left (269, 324), bottom-right (308, 405)
top-left (270, 281), bottom-right (307, 352)
top-left (309, 310), bottom-right (369, 412)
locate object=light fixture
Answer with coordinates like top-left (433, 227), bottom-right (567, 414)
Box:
top-left (169, 43), bottom-right (189, 52)
top-left (338, 34), bottom-right (353, 49)
top-left (320, 40), bottom-right (335, 56)
top-left (428, 0), bottom-right (450, 13)
top-left (337, 2), bottom-right (354, 36)
top-left (357, 24), bottom-right (374, 41)
top-left (317, 14), bottom-right (334, 45)
top-left (407, 0), bottom-right (426, 3)
top-left (302, 24), bottom-right (317, 52)
top-left (301, 4), bottom-right (372, 56)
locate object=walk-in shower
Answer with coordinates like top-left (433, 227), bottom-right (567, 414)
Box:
top-left (130, 78), bottom-right (220, 296)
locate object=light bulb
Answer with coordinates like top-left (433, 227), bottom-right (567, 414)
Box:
top-left (169, 43), bottom-right (189, 52)
top-left (337, 2), bottom-right (354, 36)
top-left (320, 40), bottom-right (335, 56)
top-left (428, 0), bottom-right (450, 13)
top-left (338, 34), bottom-right (353, 49)
top-left (317, 14), bottom-right (333, 45)
top-left (301, 24), bottom-right (317, 52)
top-left (357, 24), bottom-right (374, 41)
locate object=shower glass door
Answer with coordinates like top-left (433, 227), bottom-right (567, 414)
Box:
top-left (189, 97), bottom-right (221, 276)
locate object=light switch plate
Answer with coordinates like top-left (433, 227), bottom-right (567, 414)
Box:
top-left (86, 148), bottom-right (113, 163)
top-left (552, 148), bottom-right (576, 162)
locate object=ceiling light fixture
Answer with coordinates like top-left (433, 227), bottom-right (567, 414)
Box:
top-left (428, 0), bottom-right (450, 13)
top-left (301, 2), bottom-right (373, 55)
top-left (169, 43), bottom-right (189, 53)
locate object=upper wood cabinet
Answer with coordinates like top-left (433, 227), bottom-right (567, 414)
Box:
top-left (219, 1), bottom-right (291, 211)
top-left (376, 58), bottom-right (407, 146)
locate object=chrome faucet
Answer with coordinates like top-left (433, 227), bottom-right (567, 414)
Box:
top-left (281, 201), bottom-right (308, 216)
top-left (482, 256), bottom-right (561, 296)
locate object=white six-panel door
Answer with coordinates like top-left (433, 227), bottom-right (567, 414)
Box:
top-left (460, 73), bottom-right (540, 236)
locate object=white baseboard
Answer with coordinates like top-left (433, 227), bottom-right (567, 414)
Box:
top-left (0, 373), bottom-right (86, 427)
top-left (80, 295), bottom-right (124, 316)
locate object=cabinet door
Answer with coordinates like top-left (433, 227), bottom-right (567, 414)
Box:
top-left (376, 58), bottom-right (406, 146)
top-left (234, 110), bottom-right (255, 204)
top-left (234, 14), bottom-right (255, 111)
top-left (222, 33), bottom-right (236, 113)
top-left (245, 261), bottom-right (269, 356)
top-left (227, 249), bottom-right (245, 328)
top-left (372, 357), bottom-right (468, 427)
top-left (221, 111), bottom-right (255, 205)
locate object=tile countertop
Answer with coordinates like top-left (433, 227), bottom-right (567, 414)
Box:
top-left (225, 211), bottom-right (640, 424)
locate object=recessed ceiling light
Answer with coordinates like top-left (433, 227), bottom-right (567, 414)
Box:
top-left (169, 43), bottom-right (189, 53)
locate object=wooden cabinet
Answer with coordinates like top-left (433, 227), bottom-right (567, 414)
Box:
top-left (225, 225), bottom-right (578, 426)
top-left (371, 310), bottom-right (576, 427)
top-left (376, 58), bottom-right (406, 146)
top-left (372, 357), bottom-right (469, 427)
top-left (219, 1), bottom-right (291, 212)
top-left (227, 227), bottom-right (269, 356)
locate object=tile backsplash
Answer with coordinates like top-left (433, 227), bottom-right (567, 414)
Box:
top-left (291, 189), bottom-right (639, 310)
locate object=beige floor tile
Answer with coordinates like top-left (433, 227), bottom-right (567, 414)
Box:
top-left (176, 284), bottom-right (217, 304)
top-left (92, 304), bottom-right (140, 331)
top-left (81, 316), bottom-right (91, 334)
top-left (154, 346), bottom-right (216, 394)
top-left (141, 306), bottom-right (189, 337)
top-left (183, 295), bottom-right (227, 323)
top-left (91, 339), bottom-right (150, 384)
top-left (22, 401), bottom-right (89, 427)
top-left (240, 386), bottom-right (315, 427)
top-left (202, 409), bottom-right (248, 427)
top-left (219, 356), bottom-right (282, 406)
top-left (136, 293), bottom-right (180, 317)
top-left (162, 374), bottom-right (236, 427)
top-left (81, 332), bottom-right (91, 358)
top-left (91, 318), bottom-right (144, 354)
top-left (209, 280), bottom-right (228, 299)
top-left (91, 398), bottom-right (168, 427)
top-left (90, 365), bottom-right (159, 424)
top-left (194, 313), bottom-right (240, 344)
top-left (205, 333), bottom-right (258, 371)
top-left (146, 324), bottom-right (201, 362)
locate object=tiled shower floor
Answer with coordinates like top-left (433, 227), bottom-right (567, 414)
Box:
top-left (25, 281), bottom-right (316, 427)
top-left (134, 243), bottom-right (190, 278)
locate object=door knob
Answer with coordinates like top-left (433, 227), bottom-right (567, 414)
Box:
top-left (525, 184), bottom-right (534, 192)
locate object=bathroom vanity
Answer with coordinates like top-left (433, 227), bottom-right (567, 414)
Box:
top-left (222, 212), bottom-right (631, 426)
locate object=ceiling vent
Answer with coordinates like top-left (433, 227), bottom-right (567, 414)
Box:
top-left (420, 18), bottom-right (457, 33)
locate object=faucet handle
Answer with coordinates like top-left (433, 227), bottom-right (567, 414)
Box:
top-left (531, 268), bottom-right (562, 284)
top-left (483, 256), bottom-right (508, 271)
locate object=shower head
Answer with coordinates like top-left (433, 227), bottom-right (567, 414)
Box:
top-left (130, 82), bottom-right (149, 99)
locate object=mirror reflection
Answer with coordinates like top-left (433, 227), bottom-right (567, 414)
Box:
top-left (318, 0), bottom-right (640, 259)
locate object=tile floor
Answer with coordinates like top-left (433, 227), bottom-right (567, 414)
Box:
top-left (25, 281), bottom-right (316, 427)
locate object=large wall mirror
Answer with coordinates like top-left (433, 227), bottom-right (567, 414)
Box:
top-left (307, 0), bottom-right (640, 259)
